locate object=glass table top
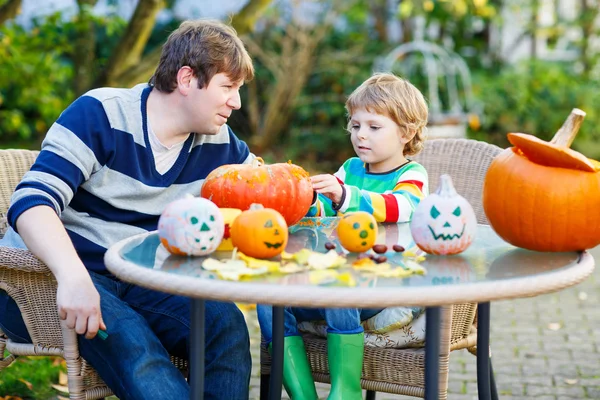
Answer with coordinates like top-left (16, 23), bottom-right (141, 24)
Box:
top-left (118, 218), bottom-right (581, 289)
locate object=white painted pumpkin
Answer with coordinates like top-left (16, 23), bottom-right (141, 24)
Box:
top-left (410, 174), bottom-right (476, 255)
top-left (158, 195), bottom-right (224, 256)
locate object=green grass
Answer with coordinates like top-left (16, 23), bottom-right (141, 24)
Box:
top-left (0, 353), bottom-right (66, 399)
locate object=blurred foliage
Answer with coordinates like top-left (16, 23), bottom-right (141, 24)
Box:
top-left (469, 60), bottom-right (600, 158)
top-left (0, 11), bottom-right (127, 147)
top-left (1, 0), bottom-right (600, 165)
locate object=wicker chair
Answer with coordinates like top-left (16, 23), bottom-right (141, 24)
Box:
top-left (260, 138), bottom-right (503, 399)
top-left (0, 149), bottom-right (187, 400)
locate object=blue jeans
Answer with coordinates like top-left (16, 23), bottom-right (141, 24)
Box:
top-left (0, 271), bottom-right (251, 400)
top-left (257, 305), bottom-right (383, 345)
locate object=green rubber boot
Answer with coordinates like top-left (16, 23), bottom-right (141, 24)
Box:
top-left (269, 336), bottom-right (318, 400)
top-left (327, 332), bottom-right (364, 400)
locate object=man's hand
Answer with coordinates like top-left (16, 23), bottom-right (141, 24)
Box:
top-left (311, 174), bottom-right (343, 205)
top-left (57, 271), bottom-right (106, 339)
top-left (16, 206), bottom-right (107, 340)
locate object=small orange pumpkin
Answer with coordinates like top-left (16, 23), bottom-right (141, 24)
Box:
top-left (201, 158), bottom-right (313, 226)
top-left (337, 212), bottom-right (378, 253)
top-left (230, 204), bottom-right (289, 259)
top-left (483, 109), bottom-right (600, 252)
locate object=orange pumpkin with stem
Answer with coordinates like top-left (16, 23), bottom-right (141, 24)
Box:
top-left (201, 158), bottom-right (313, 226)
top-left (230, 204), bottom-right (289, 259)
top-left (483, 108), bottom-right (600, 252)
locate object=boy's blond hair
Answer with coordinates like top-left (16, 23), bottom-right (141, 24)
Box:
top-left (345, 73), bottom-right (428, 156)
top-left (150, 19), bottom-right (254, 93)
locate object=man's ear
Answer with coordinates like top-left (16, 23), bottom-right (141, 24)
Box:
top-left (176, 66), bottom-right (194, 95)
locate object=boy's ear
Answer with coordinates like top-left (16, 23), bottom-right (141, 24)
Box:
top-left (400, 127), bottom-right (417, 144)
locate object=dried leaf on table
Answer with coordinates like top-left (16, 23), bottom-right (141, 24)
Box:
top-left (201, 258), bottom-right (246, 271)
top-left (309, 270), bottom-right (339, 285)
top-left (279, 262), bottom-right (306, 274)
top-left (238, 252), bottom-right (281, 271)
top-left (306, 250), bottom-right (346, 270)
top-left (217, 266), bottom-right (269, 281)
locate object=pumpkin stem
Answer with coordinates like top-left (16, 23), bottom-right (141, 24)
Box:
top-left (436, 174), bottom-right (458, 197)
top-left (251, 157), bottom-right (265, 167)
top-left (249, 203), bottom-right (265, 211)
top-left (550, 108), bottom-right (586, 148)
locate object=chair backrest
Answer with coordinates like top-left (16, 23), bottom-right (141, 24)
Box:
top-left (412, 138), bottom-right (503, 225)
top-left (0, 149), bottom-right (39, 215)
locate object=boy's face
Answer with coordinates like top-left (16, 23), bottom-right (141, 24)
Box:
top-left (349, 108), bottom-right (408, 173)
top-left (184, 72), bottom-right (243, 135)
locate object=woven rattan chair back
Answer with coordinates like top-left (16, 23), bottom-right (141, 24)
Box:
top-left (260, 138), bottom-right (503, 400)
top-left (0, 149), bottom-right (187, 399)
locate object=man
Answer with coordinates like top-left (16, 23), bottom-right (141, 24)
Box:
top-left (0, 19), bottom-right (255, 399)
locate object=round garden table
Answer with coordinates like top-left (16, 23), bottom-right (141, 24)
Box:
top-left (104, 218), bottom-right (594, 400)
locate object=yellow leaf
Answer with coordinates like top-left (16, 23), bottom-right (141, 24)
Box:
top-left (18, 378), bottom-right (33, 390)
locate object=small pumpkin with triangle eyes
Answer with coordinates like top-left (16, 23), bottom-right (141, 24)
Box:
top-left (158, 196), bottom-right (225, 256)
top-left (230, 204), bottom-right (289, 259)
top-left (410, 174), bottom-right (477, 255)
top-left (337, 212), bottom-right (378, 253)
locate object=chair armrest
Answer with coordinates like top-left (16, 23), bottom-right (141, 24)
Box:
top-left (0, 246), bottom-right (51, 274)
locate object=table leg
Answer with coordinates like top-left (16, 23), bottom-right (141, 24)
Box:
top-left (190, 298), bottom-right (205, 400)
top-left (269, 306), bottom-right (285, 400)
top-left (477, 302), bottom-right (491, 400)
top-left (424, 306), bottom-right (441, 400)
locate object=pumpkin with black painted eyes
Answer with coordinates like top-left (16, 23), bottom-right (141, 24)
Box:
top-left (158, 196), bottom-right (225, 256)
top-left (337, 211), bottom-right (378, 253)
top-left (230, 204), bottom-right (289, 259)
top-left (410, 174), bottom-right (476, 255)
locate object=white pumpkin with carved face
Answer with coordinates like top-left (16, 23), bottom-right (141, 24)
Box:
top-left (410, 175), bottom-right (476, 255)
top-left (158, 195), bottom-right (225, 256)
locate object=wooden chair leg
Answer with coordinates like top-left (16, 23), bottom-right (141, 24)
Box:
top-left (366, 389), bottom-right (377, 400)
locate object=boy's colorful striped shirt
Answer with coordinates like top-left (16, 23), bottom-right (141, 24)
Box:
top-left (307, 157), bottom-right (428, 223)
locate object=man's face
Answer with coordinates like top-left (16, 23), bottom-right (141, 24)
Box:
top-left (186, 72), bottom-right (243, 135)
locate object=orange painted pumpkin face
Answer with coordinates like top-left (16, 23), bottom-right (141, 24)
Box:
top-left (337, 212), bottom-right (378, 253)
top-left (231, 206), bottom-right (289, 259)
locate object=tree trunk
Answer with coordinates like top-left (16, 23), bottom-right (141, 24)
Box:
top-left (73, 0), bottom-right (98, 96)
top-left (0, 0), bottom-right (22, 25)
top-left (100, 0), bottom-right (164, 87)
top-left (368, 0), bottom-right (388, 43)
top-left (230, 0), bottom-right (273, 36)
top-left (112, 0), bottom-right (273, 88)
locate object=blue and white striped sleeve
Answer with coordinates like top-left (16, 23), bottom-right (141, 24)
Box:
top-left (7, 95), bottom-right (112, 231)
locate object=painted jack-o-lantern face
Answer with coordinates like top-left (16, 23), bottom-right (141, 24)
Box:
top-left (230, 204), bottom-right (289, 259)
top-left (410, 175), bottom-right (476, 255)
top-left (337, 211), bottom-right (378, 253)
top-left (158, 196), bottom-right (225, 256)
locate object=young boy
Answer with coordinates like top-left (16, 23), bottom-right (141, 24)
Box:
top-left (258, 73), bottom-right (429, 399)
top-left (0, 20), bottom-right (255, 399)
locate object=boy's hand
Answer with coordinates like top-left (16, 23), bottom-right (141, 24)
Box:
top-left (311, 174), bottom-right (343, 204)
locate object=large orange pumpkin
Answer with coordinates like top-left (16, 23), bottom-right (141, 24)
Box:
top-left (483, 109), bottom-right (600, 252)
top-left (201, 158), bottom-right (313, 226)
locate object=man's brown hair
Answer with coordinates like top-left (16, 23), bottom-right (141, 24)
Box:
top-left (150, 19), bottom-right (254, 92)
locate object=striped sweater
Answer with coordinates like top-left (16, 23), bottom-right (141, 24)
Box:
top-left (7, 84), bottom-right (252, 273)
top-left (307, 158), bottom-right (428, 223)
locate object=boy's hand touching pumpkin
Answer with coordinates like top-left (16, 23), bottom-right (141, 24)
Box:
top-left (311, 174), bottom-right (343, 204)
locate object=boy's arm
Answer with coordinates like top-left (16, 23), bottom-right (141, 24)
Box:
top-left (306, 193), bottom-right (338, 217)
top-left (334, 167), bottom-right (428, 223)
